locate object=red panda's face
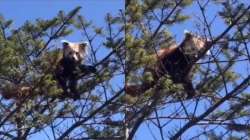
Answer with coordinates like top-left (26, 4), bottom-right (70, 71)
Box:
top-left (62, 40), bottom-right (88, 62)
top-left (183, 32), bottom-right (211, 57)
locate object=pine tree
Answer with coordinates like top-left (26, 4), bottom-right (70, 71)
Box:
top-left (0, 1), bottom-right (250, 140)
top-left (126, 0), bottom-right (250, 139)
top-left (0, 7), bottom-right (125, 140)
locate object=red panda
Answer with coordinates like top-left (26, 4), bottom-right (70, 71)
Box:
top-left (1, 85), bottom-right (32, 99)
top-left (55, 40), bottom-right (96, 99)
top-left (126, 30), bottom-right (212, 99)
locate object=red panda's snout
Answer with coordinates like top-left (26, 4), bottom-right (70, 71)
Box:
top-left (68, 51), bottom-right (81, 62)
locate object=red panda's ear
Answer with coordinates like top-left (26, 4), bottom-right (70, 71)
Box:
top-left (184, 30), bottom-right (193, 39)
top-left (62, 42), bottom-right (69, 47)
top-left (79, 42), bottom-right (88, 48)
top-left (185, 33), bottom-right (192, 39)
top-left (61, 40), bottom-right (70, 48)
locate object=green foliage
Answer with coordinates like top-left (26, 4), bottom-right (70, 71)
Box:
top-left (0, 1), bottom-right (249, 139)
top-left (126, 0), bottom-right (191, 92)
top-left (125, 1), bottom-right (250, 139)
top-left (0, 6), bottom-right (125, 140)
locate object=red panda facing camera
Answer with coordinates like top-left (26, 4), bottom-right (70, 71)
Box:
top-left (62, 40), bottom-right (88, 63)
top-left (55, 40), bottom-right (96, 99)
top-left (126, 30), bottom-right (212, 99)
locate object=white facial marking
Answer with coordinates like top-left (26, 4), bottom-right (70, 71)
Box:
top-left (73, 53), bottom-right (78, 61)
top-left (189, 35), bottom-right (207, 51)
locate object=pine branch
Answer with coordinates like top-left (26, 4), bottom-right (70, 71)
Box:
top-left (57, 89), bottom-right (124, 140)
top-left (170, 75), bottom-right (250, 140)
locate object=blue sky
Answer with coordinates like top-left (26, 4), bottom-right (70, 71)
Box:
top-left (0, 0), bottom-right (123, 44)
top-left (0, 0), bottom-right (122, 27)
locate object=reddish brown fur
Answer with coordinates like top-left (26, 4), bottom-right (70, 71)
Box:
top-left (126, 32), bottom-right (211, 98)
top-left (1, 86), bottom-right (32, 99)
top-left (156, 44), bottom-right (178, 59)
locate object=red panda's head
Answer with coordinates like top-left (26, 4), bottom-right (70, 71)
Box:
top-left (182, 30), bottom-right (211, 57)
top-left (61, 40), bottom-right (88, 63)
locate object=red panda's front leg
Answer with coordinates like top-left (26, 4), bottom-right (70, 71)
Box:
top-left (68, 76), bottom-right (80, 100)
top-left (55, 62), bottom-right (68, 94)
top-left (182, 74), bottom-right (196, 99)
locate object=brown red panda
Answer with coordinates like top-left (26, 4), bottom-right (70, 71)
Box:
top-left (0, 40), bottom-right (96, 100)
top-left (55, 40), bottom-right (96, 99)
top-left (1, 85), bottom-right (32, 99)
top-left (126, 30), bottom-right (212, 99)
